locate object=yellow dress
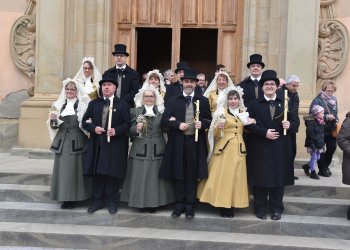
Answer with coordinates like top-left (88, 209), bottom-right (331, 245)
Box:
top-left (207, 91), bottom-right (218, 114)
top-left (197, 110), bottom-right (249, 208)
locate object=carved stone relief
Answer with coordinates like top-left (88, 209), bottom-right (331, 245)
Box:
top-left (317, 0), bottom-right (349, 91)
top-left (10, 0), bottom-right (36, 97)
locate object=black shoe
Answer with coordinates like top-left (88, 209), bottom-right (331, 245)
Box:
top-left (294, 176), bottom-right (299, 180)
top-left (185, 209), bottom-right (195, 219)
top-left (302, 164), bottom-right (310, 176)
top-left (60, 201), bottom-right (75, 209)
top-left (255, 212), bottom-right (267, 220)
top-left (318, 169), bottom-right (331, 177)
top-left (171, 206), bottom-right (185, 218)
top-left (347, 206), bottom-right (350, 220)
top-left (271, 211), bottom-right (281, 221)
top-left (87, 203), bottom-right (104, 214)
top-left (108, 205), bottom-right (118, 214)
top-left (310, 170), bottom-right (320, 180)
top-left (326, 167), bottom-right (332, 176)
top-left (220, 208), bottom-right (235, 218)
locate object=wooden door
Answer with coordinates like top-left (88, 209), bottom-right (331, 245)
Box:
top-left (112, 0), bottom-right (243, 81)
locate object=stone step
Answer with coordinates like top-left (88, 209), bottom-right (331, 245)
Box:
top-left (0, 183), bottom-right (349, 217)
top-left (0, 173), bottom-right (51, 185)
top-left (0, 221), bottom-right (349, 250)
top-left (0, 201), bottom-right (349, 241)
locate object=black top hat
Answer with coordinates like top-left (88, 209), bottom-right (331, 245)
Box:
top-left (247, 54), bottom-right (265, 69)
top-left (112, 44), bottom-right (129, 57)
top-left (180, 68), bottom-right (199, 82)
top-left (99, 73), bottom-right (119, 88)
top-left (175, 60), bottom-right (190, 73)
top-left (259, 70), bottom-right (280, 86)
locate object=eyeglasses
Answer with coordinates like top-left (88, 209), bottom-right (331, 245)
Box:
top-left (144, 95), bottom-right (155, 98)
top-left (65, 88), bottom-right (77, 92)
top-left (263, 83), bottom-right (277, 87)
top-left (83, 67), bottom-right (92, 70)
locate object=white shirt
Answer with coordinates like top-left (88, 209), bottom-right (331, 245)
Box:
top-left (144, 104), bottom-right (156, 117)
top-left (60, 98), bottom-right (77, 117)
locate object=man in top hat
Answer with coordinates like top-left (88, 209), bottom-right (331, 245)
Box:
top-left (160, 68), bottom-right (212, 219)
top-left (164, 61), bottom-right (202, 105)
top-left (104, 43), bottom-right (140, 106)
top-left (246, 70), bottom-right (296, 221)
top-left (82, 73), bottom-right (131, 214)
top-left (239, 54), bottom-right (265, 109)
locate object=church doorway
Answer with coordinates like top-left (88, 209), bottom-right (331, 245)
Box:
top-left (136, 28), bottom-right (172, 78)
top-left (180, 28), bottom-right (218, 81)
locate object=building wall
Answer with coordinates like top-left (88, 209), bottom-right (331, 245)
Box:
top-left (0, 0), bottom-right (30, 101)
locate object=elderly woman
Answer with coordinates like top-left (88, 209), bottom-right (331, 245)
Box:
top-left (204, 71), bottom-right (235, 113)
top-left (48, 78), bottom-right (91, 209)
top-left (121, 85), bottom-right (175, 213)
top-left (197, 86), bottom-right (255, 218)
top-left (337, 111), bottom-right (350, 220)
top-left (309, 80), bottom-right (339, 177)
top-left (73, 56), bottom-right (102, 100)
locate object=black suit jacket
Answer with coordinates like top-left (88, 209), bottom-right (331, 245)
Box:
top-left (104, 65), bottom-right (140, 106)
top-left (238, 76), bottom-right (264, 109)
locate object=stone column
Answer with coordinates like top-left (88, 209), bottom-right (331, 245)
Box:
top-left (17, 0), bottom-right (112, 149)
top-left (18, 0), bottom-right (67, 149)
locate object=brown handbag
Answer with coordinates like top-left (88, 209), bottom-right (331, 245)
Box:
top-left (331, 122), bottom-right (341, 138)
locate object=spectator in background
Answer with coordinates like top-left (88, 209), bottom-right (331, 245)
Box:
top-left (163, 69), bottom-right (176, 86)
top-left (308, 80), bottom-right (339, 177)
top-left (277, 75), bottom-right (301, 180)
top-left (336, 111), bottom-right (350, 220)
top-left (196, 73), bottom-right (207, 94)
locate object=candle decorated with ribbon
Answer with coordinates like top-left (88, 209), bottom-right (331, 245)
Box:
top-left (283, 89), bottom-right (288, 136)
top-left (194, 100), bottom-right (200, 142)
top-left (107, 100), bottom-right (113, 142)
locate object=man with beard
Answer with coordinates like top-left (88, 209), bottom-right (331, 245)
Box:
top-left (83, 73), bottom-right (131, 214)
top-left (160, 68), bottom-right (211, 219)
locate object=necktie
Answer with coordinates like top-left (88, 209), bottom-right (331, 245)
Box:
top-left (117, 68), bottom-right (123, 75)
top-left (253, 79), bottom-right (259, 99)
top-left (269, 100), bottom-right (275, 119)
top-left (185, 96), bottom-right (192, 107)
top-left (104, 98), bottom-right (110, 107)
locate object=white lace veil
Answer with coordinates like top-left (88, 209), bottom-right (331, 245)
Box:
top-left (134, 84), bottom-right (165, 113)
top-left (73, 56), bottom-right (102, 94)
top-left (52, 78), bottom-right (91, 127)
top-left (207, 85), bottom-right (246, 161)
top-left (203, 71), bottom-right (235, 98)
top-left (141, 69), bottom-right (167, 94)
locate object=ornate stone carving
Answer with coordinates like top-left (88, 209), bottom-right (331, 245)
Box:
top-left (317, 0), bottom-right (349, 91)
top-left (10, 0), bottom-right (36, 96)
top-left (318, 20), bottom-right (349, 79)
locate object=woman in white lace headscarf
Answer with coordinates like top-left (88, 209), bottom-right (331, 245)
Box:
top-left (121, 85), bottom-right (175, 212)
top-left (203, 71), bottom-right (235, 113)
top-left (197, 85), bottom-right (255, 218)
top-left (141, 69), bottom-right (167, 97)
top-left (47, 78), bottom-right (91, 209)
top-left (73, 56), bottom-right (102, 100)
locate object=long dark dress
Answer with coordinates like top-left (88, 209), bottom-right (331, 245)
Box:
top-left (121, 107), bottom-right (175, 208)
top-left (50, 114), bottom-right (91, 201)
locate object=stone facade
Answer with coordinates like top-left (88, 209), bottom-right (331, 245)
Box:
top-left (0, 0), bottom-right (348, 157)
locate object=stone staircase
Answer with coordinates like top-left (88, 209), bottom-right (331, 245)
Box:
top-left (0, 153), bottom-right (349, 250)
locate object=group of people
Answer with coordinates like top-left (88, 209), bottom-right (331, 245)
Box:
top-left (47, 43), bottom-right (349, 221)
